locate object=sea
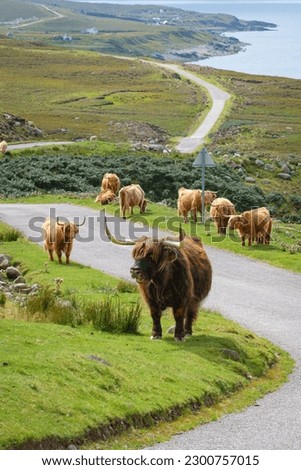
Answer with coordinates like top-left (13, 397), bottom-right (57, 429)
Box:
top-left (71, 1), bottom-right (301, 79)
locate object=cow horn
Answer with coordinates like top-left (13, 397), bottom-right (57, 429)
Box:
top-left (104, 216), bottom-right (136, 245)
top-left (56, 217), bottom-right (65, 226)
top-left (76, 217), bottom-right (86, 227)
top-left (163, 224), bottom-right (185, 248)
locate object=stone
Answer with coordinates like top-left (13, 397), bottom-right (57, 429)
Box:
top-left (13, 275), bottom-right (26, 284)
top-left (245, 176), bottom-right (256, 183)
top-left (281, 163), bottom-right (291, 174)
top-left (255, 159), bottom-right (265, 167)
top-left (13, 283), bottom-right (32, 294)
top-left (0, 255), bottom-right (12, 270)
top-left (277, 173), bottom-right (292, 180)
top-left (6, 266), bottom-right (21, 280)
top-left (264, 163), bottom-right (274, 172)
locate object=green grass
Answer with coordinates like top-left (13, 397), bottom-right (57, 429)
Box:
top-left (188, 66), bottom-right (301, 196)
top-left (0, 219), bottom-right (295, 449)
top-left (0, 314), bottom-right (292, 450)
top-left (0, 38), bottom-right (206, 142)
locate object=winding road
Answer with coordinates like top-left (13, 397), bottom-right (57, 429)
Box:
top-left (0, 203), bottom-right (300, 449)
top-left (6, 61), bottom-right (230, 155)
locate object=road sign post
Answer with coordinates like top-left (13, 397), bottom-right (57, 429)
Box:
top-left (192, 148), bottom-right (215, 224)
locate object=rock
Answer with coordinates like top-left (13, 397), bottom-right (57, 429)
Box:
top-left (0, 255), bottom-right (12, 270)
top-left (255, 159), bottom-right (265, 168)
top-left (245, 176), bottom-right (256, 183)
top-left (281, 163), bottom-right (291, 174)
top-left (30, 284), bottom-right (40, 294)
top-left (13, 283), bottom-right (32, 294)
top-left (264, 163), bottom-right (274, 172)
top-left (13, 275), bottom-right (26, 284)
top-left (6, 266), bottom-right (21, 280)
top-left (277, 173), bottom-right (292, 180)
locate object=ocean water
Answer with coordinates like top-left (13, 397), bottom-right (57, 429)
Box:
top-left (71, 1), bottom-right (301, 79)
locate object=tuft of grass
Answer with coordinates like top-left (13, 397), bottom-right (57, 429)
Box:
top-left (0, 227), bottom-right (22, 242)
top-left (116, 280), bottom-right (137, 294)
top-left (86, 296), bottom-right (142, 334)
top-left (0, 292), bottom-right (6, 307)
top-left (25, 284), bottom-right (83, 327)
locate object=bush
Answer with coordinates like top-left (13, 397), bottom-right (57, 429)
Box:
top-left (25, 285), bottom-right (83, 327)
top-left (86, 296), bottom-right (142, 334)
top-left (290, 195), bottom-right (301, 210)
top-left (0, 229), bottom-right (22, 242)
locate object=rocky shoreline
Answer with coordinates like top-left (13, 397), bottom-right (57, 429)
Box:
top-left (165, 36), bottom-right (247, 62)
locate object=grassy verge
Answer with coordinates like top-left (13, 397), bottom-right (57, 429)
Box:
top-left (0, 315), bottom-right (293, 450)
top-left (0, 223), bottom-right (294, 449)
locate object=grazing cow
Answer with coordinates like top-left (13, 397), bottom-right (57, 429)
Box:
top-left (95, 190), bottom-right (116, 205)
top-left (178, 187), bottom-right (217, 223)
top-left (105, 219), bottom-right (212, 342)
top-left (119, 184), bottom-right (147, 218)
top-left (42, 217), bottom-right (85, 264)
top-left (95, 173), bottom-right (120, 205)
top-left (0, 140), bottom-right (8, 154)
top-left (228, 207), bottom-right (272, 246)
top-left (209, 197), bottom-right (235, 234)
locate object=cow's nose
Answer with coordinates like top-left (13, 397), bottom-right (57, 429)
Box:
top-left (130, 267), bottom-right (140, 278)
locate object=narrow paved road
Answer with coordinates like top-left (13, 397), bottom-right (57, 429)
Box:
top-left (1, 204), bottom-right (300, 449)
top-left (6, 62), bottom-right (229, 155)
top-left (156, 63), bottom-right (231, 153)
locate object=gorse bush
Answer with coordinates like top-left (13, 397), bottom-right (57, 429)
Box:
top-left (86, 296), bottom-right (142, 334)
top-left (0, 153), bottom-right (270, 213)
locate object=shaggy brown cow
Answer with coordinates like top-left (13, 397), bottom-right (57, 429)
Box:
top-left (119, 184), bottom-right (147, 218)
top-left (105, 219), bottom-right (212, 341)
top-left (95, 173), bottom-right (120, 205)
top-left (209, 197), bottom-right (235, 234)
top-left (228, 207), bottom-right (272, 246)
top-left (42, 217), bottom-right (85, 264)
top-left (95, 190), bottom-right (116, 205)
top-left (178, 187), bottom-right (217, 223)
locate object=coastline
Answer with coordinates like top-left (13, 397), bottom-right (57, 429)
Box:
top-left (163, 36), bottom-right (249, 63)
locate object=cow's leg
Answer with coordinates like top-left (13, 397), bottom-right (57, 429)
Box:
top-left (65, 244), bottom-right (73, 264)
top-left (184, 304), bottom-right (198, 337)
top-left (55, 248), bottom-right (63, 264)
top-left (48, 248), bottom-right (54, 261)
top-left (191, 208), bottom-right (197, 223)
top-left (150, 306), bottom-right (162, 340)
top-left (173, 307), bottom-right (186, 342)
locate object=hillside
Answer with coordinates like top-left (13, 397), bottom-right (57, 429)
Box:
top-left (0, 0), bottom-right (276, 61)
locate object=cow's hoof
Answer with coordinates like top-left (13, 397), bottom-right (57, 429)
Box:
top-left (185, 333), bottom-right (192, 338)
top-left (151, 335), bottom-right (162, 340)
top-left (174, 336), bottom-right (186, 343)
